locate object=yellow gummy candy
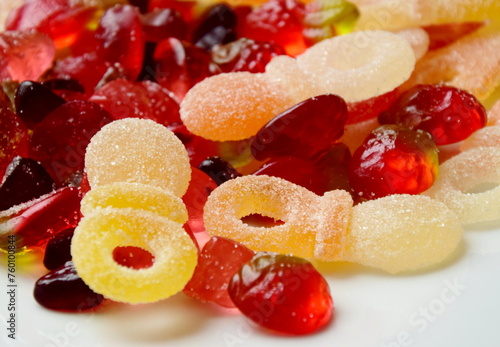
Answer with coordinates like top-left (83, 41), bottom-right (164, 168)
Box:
top-left (72, 208), bottom-right (198, 304)
top-left (80, 182), bottom-right (188, 224)
top-left (85, 118), bottom-right (191, 197)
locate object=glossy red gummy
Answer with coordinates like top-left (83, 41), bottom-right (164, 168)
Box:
top-left (424, 22), bottom-right (484, 50)
top-left (347, 88), bottom-right (400, 125)
top-left (0, 187), bottom-right (82, 252)
top-left (251, 94), bottom-right (348, 161)
top-left (0, 30), bottom-right (56, 82)
top-left (0, 157), bottom-right (55, 211)
top-left (34, 261), bottom-right (104, 311)
top-left (141, 8), bottom-right (188, 42)
top-left (148, 0), bottom-right (197, 22)
top-left (29, 100), bottom-right (113, 185)
top-left (43, 228), bottom-right (74, 270)
top-left (0, 109), bottom-right (28, 178)
top-left (168, 123), bottom-right (220, 167)
top-left (229, 252), bottom-right (333, 335)
top-left (238, 0), bottom-right (307, 56)
top-left (212, 38), bottom-right (285, 73)
top-left (90, 79), bottom-right (181, 126)
top-left (95, 5), bottom-right (145, 81)
top-left (198, 157), bottom-right (241, 185)
top-left (183, 236), bottom-right (255, 308)
top-left (182, 167), bottom-right (218, 234)
top-left (15, 80), bottom-right (66, 128)
top-left (192, 4), bottom-right (237, 50)
top-left (154, 37), bottom-right (219, 101)
top-left (378, 84), bottom-right (487, 145)
top-left (348, 125), bottom-right (439, 200)
top-left (113, 246), bottom-right (155, 270)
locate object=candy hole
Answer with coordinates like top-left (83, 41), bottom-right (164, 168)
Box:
top-left (465, 182), bottom-right (499, 194)
top-left (241, 214), bottom-right (284, 228)
top-left (113, 246), bottom-right (155, 269)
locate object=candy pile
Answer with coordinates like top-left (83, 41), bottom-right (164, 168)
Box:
top-left (1, 0), bottom-right (500, 338)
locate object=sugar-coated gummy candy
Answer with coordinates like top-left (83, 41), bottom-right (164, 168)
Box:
top-left (80, 182), bottom-right (188, 224)
top-left (71, 208), bottom-right (197, 304)
top-left (461, 126), bottom-right (500, 151)
top-left (395, 28), bottom-right (430, 60)
top-left (85, 118), bottom-right (191, 197)
top-left (488, 100), bottom-right (500, 126)
top-left (295, 30), bottom-right (415, 103)
top-left (180, 72), bottom-right (293, 141)
top-left (424, 147), bottom-right (500, 225)
top-left (345, 194), bottom-right (463, 274)
top-left (203, 175), bottom-right (353, 260)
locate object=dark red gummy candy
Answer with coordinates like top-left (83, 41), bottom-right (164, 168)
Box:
top-left (43, 228), bottom-right (74, 271)
top-left (34, 261), bottom-right (104, 311)
top-left (229, 252), bottom-right (333, 335)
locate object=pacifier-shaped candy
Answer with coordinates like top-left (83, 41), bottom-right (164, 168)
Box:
top-left (204, 175), bottom-right (463, 273)
top-left (72, 118), bottom-right (197, 304)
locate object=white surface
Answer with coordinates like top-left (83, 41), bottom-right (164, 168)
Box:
top-left (1, 220), bottom-right (500, 347)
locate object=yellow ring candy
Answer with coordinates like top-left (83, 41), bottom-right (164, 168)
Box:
top-left (71, 208), bottom-right (198, 304)
top-left (85, 118), bottom-right (191, 197)
top-left (81, 182), bottom-right (188, 224)
top-left (425, 146), bottom-right (500, 225)
top-left (203, 175), bottom-right (353, 259)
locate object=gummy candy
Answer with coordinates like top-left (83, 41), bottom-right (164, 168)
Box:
top-left (180, 72), bottom-right (293, 141)
top-left (0, 109), bottom-right (28, 178)
top-left (43, 228), bottom-right (74, 270)
top-left (198, 157), bottom-right (240, 185)
top-left (141, 8), bottom-right (188, 43)
top-left (462, 126), bottom-right (500, 151)
top-left (192, 4), bottom-right (237, 50)
top-left (71, 208), bottom-right (197, 303)
top-left (85, 118), bottom-right (191, 196)
top-left (395, 28), bottom-right (430, 60)
top-left (424, 146), bottom-right (500, 225)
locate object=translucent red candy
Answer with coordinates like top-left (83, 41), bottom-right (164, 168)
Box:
top-left (168, 123), bottom-right (220, 167)
top-left (0, 109), bottom-right (28, 178)
top-left (43, 228), bottom-right (74, 270)
top-left (29, 100), bottom-right (113, 185)
top-left (90, 79), bottom-right (181, 126)
top-left (238, 0), bottom-right (307, 56)
top-left (141, 8), bottom-right (188, 42)
top-left (378, 85), bottom-right (488, 145)
top-left (183, 236), bottom-right (255, 308)
top-left (0, 187), bottom-right (82, 252)
top-left (0, 157), bottom-right (55, 211)
top-left (148, 0), bottom-right (197, 22)
top-left (112, 246), bottom-right (156, 270)
top-left (212, 38), bottom-right (285, 73)
top-left (34, 261), bottom-right (104, 311)
top-left (423, 22), bottom-right (484, 51)
top-left (348, 125), bottom-right (439, 200)
top-left (228, 252), bottom-right (333, 335)
top-left (251, 94), bottom-right (348, 161)
top-left (6, 0), bottom-right (67, 31)
top-left (346, 88), bottom-right (400, 125)
top-left (154, 37), bottom-right (219, 101)
top-left (0, 30), bottom-right (56, 82)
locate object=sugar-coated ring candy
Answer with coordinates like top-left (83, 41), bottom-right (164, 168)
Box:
top-left (203, 175), bottom-right (353, 259)
top-left (80, 182), bottom-right (188, 224)
top-left (71, 208), bottom-right (198, 304)
top-left (295, 30), bottom-right (416, 102)
top-left (345, 194), bottom-right (463, 274)
top-left (461, 126), bottom-right (500, 151)
top-left (424, 146), bottom-right (500, 225)
top-left (180, 72), bottom-right (293, 141)
top-left (395, 28), bottom-right (429, 60)
top-left (85, 118), bottom-right (191, 197)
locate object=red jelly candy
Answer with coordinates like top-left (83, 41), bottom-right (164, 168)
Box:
top-left (43, 228), bottom-right (74, 270)
top-left (348, 125), bottom-right (439, 200)
top-left (0, 187), bottom-right (82, 252)
top-left (0, 157), bottom-right (55, 211)
top-left (90, 79), bottom-right (181, 126)
top-left (251, 94), bottom-right (348, 161)
top-left (183, 236), bottom-right (255, 308)
top-left (229, 252), bottom-right (333, 335)
top-left (378, 85), bottom-right (487, 145)
top-left (168, 123), bottom-right (220, 167)
top-left (238, 0), bottom-right (307, 56)
top-left (29, 100), bottom-right (113, 185)
top-left (154, 37), bottom-right (219, 101)
top-left (34, 261), bottom-right (104, 311)
top-left (346, 88), bottom-right (400, 125)
top-left (0, 30), bottom-right (56, 82)
top-left (424, 22), bottom-right (484, 51)
top-left (6, 0), bottom-right (68, 31)
top-left (191, 4), bottom-right (237, 50)
top-left (212, 38), bottom-right (285, 73)
top-left (141, 8), bottom-right (188, 42)
top-left (0, 109), bottom-right (28, 178)
top-left (112, 246), bottom-right (155, 270)
top-left (148, 0), bottom-right (197, 22)
top-left (182, 167), bottom-right (218, 234)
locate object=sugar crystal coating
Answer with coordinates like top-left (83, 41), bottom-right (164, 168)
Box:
top-left (424, 147), bottom-right (500, 225)
top-left (85, 118), bottom-right (191, 197)
top-left (345, 194), bottom-right (463, 273)
top-left (461, 126), bottom-right (500, 151)
top-left (295, 30), bottom-right (416, 102)
top-left (180, 72), bottom-right (293, 141)
top-left (80, 182), bottom-right (188, 224)
top-left (395, 28), bottom-right (429, 60)
top-left (203, 175), bottom-right (353, 259)
top-left (71, 208), bottom-right (197, 304)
